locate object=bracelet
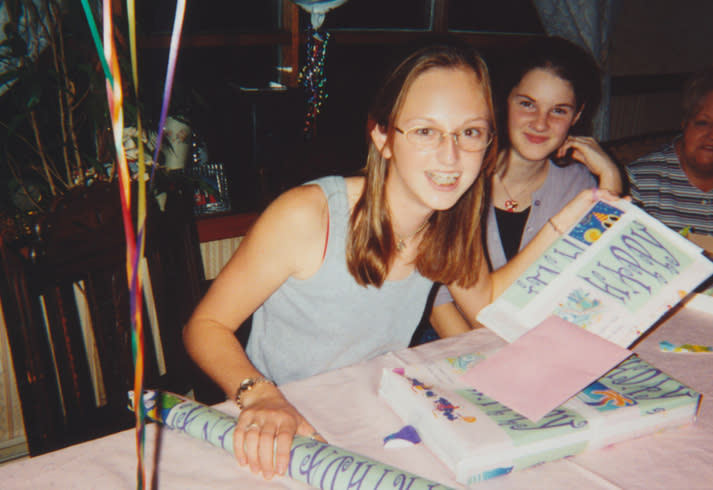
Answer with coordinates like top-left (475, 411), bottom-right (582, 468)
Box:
top-left (234, 376), bottom-right (275, 410)
top-left (548, 217), bottom-right (565, 235)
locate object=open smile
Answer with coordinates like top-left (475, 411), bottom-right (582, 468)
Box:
top-left (426, 170), bottom-right (461, 187)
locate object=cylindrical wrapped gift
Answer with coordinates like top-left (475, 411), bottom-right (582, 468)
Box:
top-left (129, 390), bottom-right (453, 490)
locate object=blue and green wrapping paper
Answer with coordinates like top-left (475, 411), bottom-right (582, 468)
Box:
top-left (129, 390), bottom-right (453, 490)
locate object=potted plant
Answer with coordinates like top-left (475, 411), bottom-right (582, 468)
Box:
top-left (0, 1), bottom-right (203, 243)
top-left (0, 1), bottom-right (110, 240)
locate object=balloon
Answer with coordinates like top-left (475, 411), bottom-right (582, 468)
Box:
top-left (291, 0), bottom-right (349, 28)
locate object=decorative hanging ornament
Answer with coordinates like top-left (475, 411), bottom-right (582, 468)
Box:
top-left (297, 27), bottom-right (330, 137)
top-left (292, 1), bottom-right (348, 137)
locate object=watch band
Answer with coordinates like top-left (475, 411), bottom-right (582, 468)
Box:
top-left (234, 376), bottom-right (275, 410)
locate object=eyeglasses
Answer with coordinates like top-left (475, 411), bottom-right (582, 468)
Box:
top-left (394, 125), bottom-right (493, 152)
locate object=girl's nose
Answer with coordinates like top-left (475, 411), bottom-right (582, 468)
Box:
top-left (438, 133), bottom-right (459, 164)
top-left (531, 110), bottom-right (549, 131)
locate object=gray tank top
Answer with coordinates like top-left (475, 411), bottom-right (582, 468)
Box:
top-left (246, 176), bottom-right (433, 385)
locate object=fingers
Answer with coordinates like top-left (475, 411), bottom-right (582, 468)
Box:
top-left (559, 136), bottom-right (599, 159)
top-left (560, 137), bottom-right (621, 190)
top-left (230, 385), bottom-right (321, 481)
top-left (234, 419), bottom-right (297, 479)
top-left (582, 187), bottom-right (618, 204)
top-left (233, 419), bottom-right (254, 466)
top-left (594, 187), bottom-right (620, 202)
top-left (273, 429), bottom-right (294, 476)
top-left (554, 187), bottom-right (621, 231)
top-left (256, 421), bottom-right (280, 479)
top-left (309, 430), bottom-right (327, 442)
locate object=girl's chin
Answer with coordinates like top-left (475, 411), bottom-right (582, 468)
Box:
top-left (515, 148), bottom-right (555, 163)
top-left (428, 197), bottom-right (461, 212)
top-left (426, 183), bottom-right (474, 211)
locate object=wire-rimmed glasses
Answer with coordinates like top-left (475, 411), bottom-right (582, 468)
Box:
top-left (394, 125), bottom-right (493, 152)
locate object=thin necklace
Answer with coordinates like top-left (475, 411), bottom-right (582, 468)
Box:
top-left (395, 218), bottom-right (430, 253)
top-left (498, 174), bottom-right (521, 213)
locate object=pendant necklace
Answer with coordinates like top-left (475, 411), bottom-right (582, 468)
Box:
top-left (498, 174), bottom-right (520, 213)
top-left (395, 218), bottom-right (430, 253)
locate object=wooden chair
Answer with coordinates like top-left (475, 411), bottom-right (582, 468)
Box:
top-left (0, 182), bottom-right (205, 456)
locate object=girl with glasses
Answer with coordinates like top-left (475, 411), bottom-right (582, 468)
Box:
top-left (183, 42), bottom-right (616, 480)
top-left (428, 37), bottom-right (623, 339)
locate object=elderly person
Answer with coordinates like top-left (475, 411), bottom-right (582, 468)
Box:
top-left (626, 66), bottom-right (713, 236)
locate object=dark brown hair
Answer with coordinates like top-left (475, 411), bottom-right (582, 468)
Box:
top-left (495, 36), bottom-right (602, 146)
top-left (346, 43), bottom-right (498, 288)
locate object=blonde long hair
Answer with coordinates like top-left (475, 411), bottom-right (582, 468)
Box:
top-left (346, 44), bottom-right (498, 288)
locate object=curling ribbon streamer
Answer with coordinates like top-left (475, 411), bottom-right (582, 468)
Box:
top-left (79, 0), bottom-right (114, 86)
top-left (80, 1), bottom-right (186, 488)
top-left (99, 2), bottom-right (148, 488)
top-left (128, 390), bottom-right (454, 490)
top-left (125, 0), bottom-right (147, 266)
top-left (149, 0), bottom-right (187, 180)
top-left (123, 1), bottom-right (148, 488)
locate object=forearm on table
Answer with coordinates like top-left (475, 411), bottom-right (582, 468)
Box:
top-left (183, 319), bottom-right (263, 399)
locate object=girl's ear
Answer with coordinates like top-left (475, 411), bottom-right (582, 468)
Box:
top-left (370, 123), bottom-right (392, 159)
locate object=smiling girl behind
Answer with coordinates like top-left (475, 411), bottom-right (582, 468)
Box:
top-left (429, 36), bottom-right (623, 337)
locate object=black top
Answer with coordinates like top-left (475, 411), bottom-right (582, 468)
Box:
top-left (494, 206), bottom-right (531, 261)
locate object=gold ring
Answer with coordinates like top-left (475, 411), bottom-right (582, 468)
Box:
top-left (309, 431), bottom-right (321, 440)
top-left (244, 423), bottom-right (260, 432)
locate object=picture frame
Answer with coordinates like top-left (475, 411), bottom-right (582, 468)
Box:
top-left (192, 162), bottom-right (231, 215)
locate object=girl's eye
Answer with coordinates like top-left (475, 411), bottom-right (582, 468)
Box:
top-left (694, 119), bottom-right (711, 128)
top-left (552, 107), bottom-right (569, 116)
top-left (414, 127), bottom-right (435, 137)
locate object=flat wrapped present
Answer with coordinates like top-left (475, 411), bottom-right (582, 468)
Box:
top-left (379, 353), bottom-right (700, 486)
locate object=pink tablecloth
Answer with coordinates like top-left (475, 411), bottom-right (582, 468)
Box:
top-left (1, 302), bottom-right (712, 489)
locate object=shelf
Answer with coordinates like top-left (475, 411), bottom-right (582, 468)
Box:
top-left (140, 31), bottom-right (293, 49)
top-left (196, 211), bottom-right (259, 243)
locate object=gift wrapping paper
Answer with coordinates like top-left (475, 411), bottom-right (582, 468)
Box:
top-left (129, 390), bottom-right (453, 490)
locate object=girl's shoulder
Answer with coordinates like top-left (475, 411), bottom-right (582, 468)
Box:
top-left (344, 176), bottom-right (365, 209)
top-left (268, 182), bottom-right (329, 231)
top-left (242, 182), bottom-right (331, 279)
top-left (262, 175), bottom-right (364, 235)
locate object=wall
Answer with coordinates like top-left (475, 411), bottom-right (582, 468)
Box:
top-left (610, 0), bottom-right (713, 76)
top-left (0, 305), bottom-right (28, 463)
top-left (608, 0), bottom-right (713, 139)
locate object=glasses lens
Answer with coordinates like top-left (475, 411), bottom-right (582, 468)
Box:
top-left (405, 127), bottom-right (441, 149)
top-left (403, 126), bottom-right (492, 152)
top-left (458, 127), bottom-right (492, 152)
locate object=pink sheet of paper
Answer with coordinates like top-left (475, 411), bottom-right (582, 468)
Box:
top-left (461, 316), bottom-right (631, 422)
